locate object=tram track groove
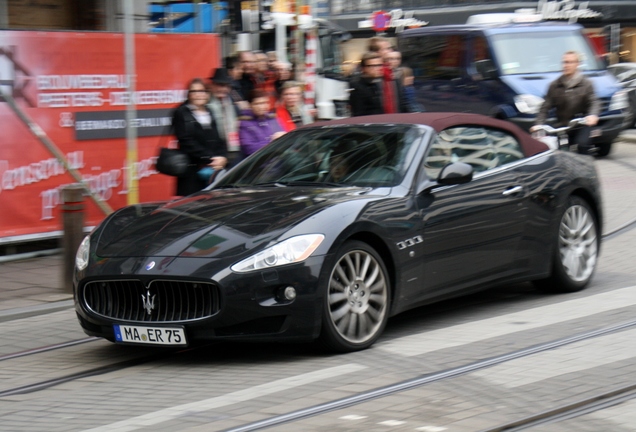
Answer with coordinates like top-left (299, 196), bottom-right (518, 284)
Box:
top-left (0, 355), bottom-right (158, 398)
top-left (0, 337), bottom-right (98, 362)
top-left (480, 383), bottom-right (636, 431)
top-left (2, 316), bottom-right (635, 415)
top-left (0, 342), bottom-right (205, 398)
top-left (221, 319), bottom-right (636, 432)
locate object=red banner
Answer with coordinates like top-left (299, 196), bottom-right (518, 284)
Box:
top-left (0, 31), bottom-right (221, 242)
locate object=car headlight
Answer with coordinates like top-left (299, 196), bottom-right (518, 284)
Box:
top-left (514, 94), bottom-right (544, 114)
top-left (231, 234), bottom-right (325, 273)
top-left (75, 235), bottom-right (90, 271)
top-left (609, 89), bottom-right (629, 111)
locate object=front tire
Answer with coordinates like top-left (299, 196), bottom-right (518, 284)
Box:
top-left (319, 241), bottom-right (390, 352)
top-left (534, 196), bottom-right (599, 293)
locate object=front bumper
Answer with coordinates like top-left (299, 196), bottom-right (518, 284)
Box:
top-left (74, 255), bottom-right (328, 345)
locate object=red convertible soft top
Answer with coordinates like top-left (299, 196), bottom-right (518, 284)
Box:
top-left (311, 113), bottom-right (549, 157)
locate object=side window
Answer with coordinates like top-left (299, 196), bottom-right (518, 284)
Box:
top-left (489, 128), bottom-right (524, 165)
top-left (470, 35), bottom-right (495, 79)
top-left (401, 34), bottom-right (466, 81)
top-left (424, 126), bottom-right (524, 179)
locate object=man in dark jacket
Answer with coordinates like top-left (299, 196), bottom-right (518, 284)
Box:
top-left (237, 51), bottom-right (258, 101)
top-left (349, 52), bottom-right (384, 117)
top-left (532, 51), bottom-right (600, 155)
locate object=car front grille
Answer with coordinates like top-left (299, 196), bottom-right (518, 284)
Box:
top-left (82, 279), bottom-right (220, 322)
top-left (600, 97), bottom-right (611, 114)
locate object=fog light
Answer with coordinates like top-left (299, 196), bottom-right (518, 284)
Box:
top-left (283, 286), bottom-right (296, 301)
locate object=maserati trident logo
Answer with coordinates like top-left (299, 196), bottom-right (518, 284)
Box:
top-left (141, 289), bottom-right (156, 315)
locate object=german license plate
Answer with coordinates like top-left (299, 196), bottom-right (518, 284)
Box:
top-left (113, 325), bottom-right (187, 346)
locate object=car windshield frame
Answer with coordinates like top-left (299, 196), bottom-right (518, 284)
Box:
top-left (490, 29), bottom-right (604, 75)
top-left (214, 124), bottom-right (425, 189)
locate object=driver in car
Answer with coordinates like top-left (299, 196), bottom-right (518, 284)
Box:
top-left (327, 142), bottom-right (353, 182)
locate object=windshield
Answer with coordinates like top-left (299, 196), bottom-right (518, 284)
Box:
top-left (490, 30), bottom-right (603, 75)
top-left (215, 125), bottom-right (424, 188)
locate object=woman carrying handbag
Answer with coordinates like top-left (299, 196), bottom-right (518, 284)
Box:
top-left (172, 78), bottom-right (228, 196)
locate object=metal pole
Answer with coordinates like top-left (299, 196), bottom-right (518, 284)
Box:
top-left (195, 1), bottom-right (201, 33)
top-left (61, 184), bottom-right (85, 294)
top-left (0, 0), bottom-right (8, 29)
top-left (123, 0), bottom-right (139, 205)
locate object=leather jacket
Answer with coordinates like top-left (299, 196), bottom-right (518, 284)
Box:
top-left (536, 73), bottom-right (600, 127)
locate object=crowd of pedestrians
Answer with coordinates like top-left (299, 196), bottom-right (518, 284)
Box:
top-left (169, 39), bottom-right (596, 196)
top-left (169, 39), bottom-right (423, 196)
top-left (170, 50), bottom-right (305, 195)
top-left (348, 36), bottom-right (423, 116)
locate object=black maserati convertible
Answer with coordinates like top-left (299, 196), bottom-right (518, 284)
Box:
top-left (74, 113), bottom-right (602, 352)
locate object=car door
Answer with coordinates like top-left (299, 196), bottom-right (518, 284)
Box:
top-left (415, 125), bottom-right (529, 296)
top-left (462, 33), bottom-right (511, 115)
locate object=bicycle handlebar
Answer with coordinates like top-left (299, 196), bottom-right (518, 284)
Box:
top-left (532, 118), bottom-right (587, 136)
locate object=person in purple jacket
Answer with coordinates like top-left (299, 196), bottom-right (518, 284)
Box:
top-left (239, 89), bottom-right (286, 158)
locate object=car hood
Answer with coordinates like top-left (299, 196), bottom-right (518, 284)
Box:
top-left (95, 187), bottom-right (377, 259)
top-left (501, 71), bottom-right (621, 100)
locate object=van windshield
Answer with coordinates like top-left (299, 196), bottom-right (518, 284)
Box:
top-left (490, 30), bottom-right (603, 75)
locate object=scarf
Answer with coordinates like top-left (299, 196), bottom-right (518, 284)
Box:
top-left (383, 65), bottom-right (397, 114)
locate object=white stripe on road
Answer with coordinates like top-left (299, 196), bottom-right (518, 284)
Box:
top-left (589, 398), bottom-right (636, 426)
top-left (83, 363), bottom-right (367, 432)
top-left (471, 327), bottom-right (636, 387)
top-left (379, 285), bottom-right (636, 357)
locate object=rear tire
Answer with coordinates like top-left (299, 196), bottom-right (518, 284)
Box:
top-left (319, 241), bottom-right (390, 352)
top-left (595, 141), bottom-right (612, 157)
top-left (534, 196), bottom-right (599, 293)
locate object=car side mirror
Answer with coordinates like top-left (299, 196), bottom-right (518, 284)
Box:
top-left (438, 162), bottom-right (473, 185)
top-left (421, 162), bottom-right (474, 193)
top-left (474, 59), bottom-right (498, 80)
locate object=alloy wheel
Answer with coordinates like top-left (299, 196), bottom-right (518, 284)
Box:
top-left (327, 249), bottom-right (389, 344)
top-left (559, 204), bottom-right (598, 283)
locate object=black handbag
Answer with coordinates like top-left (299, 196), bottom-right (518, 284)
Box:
top-left (155, 147), bottom-right (189, 177)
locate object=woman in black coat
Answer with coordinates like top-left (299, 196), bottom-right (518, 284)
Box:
top-left (172, 78), bottom-right (228, 196)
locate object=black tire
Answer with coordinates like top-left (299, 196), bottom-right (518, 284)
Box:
top-left (319, 240), bottom-right (390, 352)
top-left (534, 196), bottom-right (599, 293)
top-left (595, 141), bottom-right (612, 157)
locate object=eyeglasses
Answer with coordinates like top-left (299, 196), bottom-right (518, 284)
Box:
top-left (365, 64), bottom-right (384, 68)
top-left (189, 89), bottom-right (207, 94)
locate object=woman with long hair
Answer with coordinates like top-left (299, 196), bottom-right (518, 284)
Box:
top-left (172, 78), bottom-right (228, 196)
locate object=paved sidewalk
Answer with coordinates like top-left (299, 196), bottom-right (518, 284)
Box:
top-left (1, 133), bottom-right (636, 319)
top-left (0, 253), bottom-right (72, 318)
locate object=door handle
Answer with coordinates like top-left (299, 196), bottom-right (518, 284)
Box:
top-left (502, 185), bottom-right (523, 196)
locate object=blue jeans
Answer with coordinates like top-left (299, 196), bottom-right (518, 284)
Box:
top-left (567, 125), bottom-right (593, 155)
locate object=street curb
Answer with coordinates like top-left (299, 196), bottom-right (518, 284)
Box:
top-left (0, 300), bottom-right (74, 323)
